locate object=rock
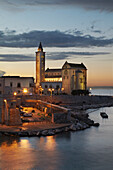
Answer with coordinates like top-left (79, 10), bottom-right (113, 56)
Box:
top-left (47, 130), bottom-right (55, 136)
top-left (65, 127), bottom-right (69, 132)
top-left (93, 123), bottom-right (100, 127)
top-left (36, 131), bottom-right (40, 136)
top-left (55, 128), bottom-right (62, 133)
top-left (69, 124), bottom-right (77, 131)
top-left (41, 130), bottom-right (48, 136)
top-left (18, 131), bottom-right (28, 137)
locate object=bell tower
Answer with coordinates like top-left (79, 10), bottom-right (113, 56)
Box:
top-left (36, 42), bottom-right (45, 88)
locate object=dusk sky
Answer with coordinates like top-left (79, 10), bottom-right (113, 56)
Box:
top-left (0, 0), bottom-right (113, 86)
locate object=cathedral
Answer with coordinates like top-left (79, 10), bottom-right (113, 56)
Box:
top-left (36, 42), bottom-right (87, 95)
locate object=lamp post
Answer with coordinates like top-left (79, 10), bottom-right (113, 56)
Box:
top-left (61, 87), bottom-right (64, 94)
top-left (4, 99), bottom-right (8, 125)
top-left (39, 86), bottom-right (44, 96)
top-left (23, 88), bottom-right (28, 94)
top-left (22, 88), bottom-right (28, 104)
top-left (48, 88), bottom-right (54, 113)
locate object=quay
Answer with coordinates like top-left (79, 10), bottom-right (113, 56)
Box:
top-left (1, 94), bottom-right (113, 137)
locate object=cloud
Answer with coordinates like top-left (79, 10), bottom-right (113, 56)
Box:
top-left (0, 29), bottom-right (113, 48)
top-left (0, 54), bottom-right (34, 62)
top-left (47, 51), bottom-right (110, 60)
top-left (1, 0), bottom-right (113, 12)
top-left (0, 51), bottom-right (109, 62)
top-left (0, 70), bottom-right (6, 76)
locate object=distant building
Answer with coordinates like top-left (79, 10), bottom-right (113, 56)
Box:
top-left (0, 77), bottom-right (5, 95)
top-left (0, 76), bottom-right (34, 95)
top-left (36, 42), bottom-right (87, 94)
top-left (36, 42), bottom-right (45, 88)
top-left (62, 61), bottom-right (87, 94)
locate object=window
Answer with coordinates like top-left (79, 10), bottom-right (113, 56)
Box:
top-left (45, 85), bottom-right (48, 88)
top-left (80, 78), bottom-right (83, 83)
top-left (0, 91), bottom-right (2, 94)
top-left (63, 76), bottom-right (65, 79)
top-left (56, 85), bottom-right (59, 90)
top-left (10, 82), bottom-right (13, 87)
top-left (17, 83), bottom-right (21, 88)
top-left (0, 83), bottom-right (1, 87)
top-left (29, 83), bottom-right (33, 87)
top-left (67, 76), bottom-right (68, 79)
top-left (49, 85), bottom-right (52, 88)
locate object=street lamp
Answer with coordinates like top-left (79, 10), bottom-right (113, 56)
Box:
top-left (39, 86), bottom-right (44, 96)
top-left (23, 88), bottom-right (28, 94)
top-left (4, 99), bottom-right (8, 125)
top-left (48, 88), bottom-right (54, 113)
top-left (48, 88), bottom-right (54, 96)
top-left (61, 87), bottom-right (64, 94)
top-left (14, 92), bottom-right (17, 96)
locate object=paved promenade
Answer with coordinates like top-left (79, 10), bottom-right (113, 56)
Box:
top-left (0, 122), bottom-right (71, 133)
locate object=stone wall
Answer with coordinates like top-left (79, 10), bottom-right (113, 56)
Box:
top-left (39, 95), bottom-right (113, 105)
top-left (0, 96), bottom-right (3, 123)
top-left (8, 108), bottom-right (22, 126)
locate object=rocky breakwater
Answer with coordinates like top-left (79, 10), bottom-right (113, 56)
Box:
top-left (0, 113), bottom-right (99, 137)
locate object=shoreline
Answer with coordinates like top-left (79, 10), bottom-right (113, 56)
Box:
top-left (0, 106), bottom-right (102, 137)
top-left (1, 96), bottom-right (113, 137)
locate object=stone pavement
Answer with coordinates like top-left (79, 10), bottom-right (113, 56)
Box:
top-left (0, 122), bottom-right (71, 133)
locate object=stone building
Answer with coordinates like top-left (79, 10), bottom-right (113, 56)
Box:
top-left (36, 42), bottom-right (87, 95)
top-left (36, 42), bottom-right (45, 88)
top-left (0, 77), bottom-right (5, 95)
top-left (62, 61), bottom-right (87, 94)
top-left (0, 76), bottom-right (34, 95)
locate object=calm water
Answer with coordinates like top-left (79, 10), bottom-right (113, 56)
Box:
top-left (90, 88), bottom-right (113, 96)
top-left (0, 89), bottom-right (113, 170)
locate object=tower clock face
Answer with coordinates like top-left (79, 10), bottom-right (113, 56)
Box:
top-left (64, 70), bottom-right (68, 75)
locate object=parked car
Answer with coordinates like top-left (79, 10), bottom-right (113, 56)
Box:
top-left (23, 113), bottom-right (33, 117)
top-left (20, 111), bottom-right (26, 116)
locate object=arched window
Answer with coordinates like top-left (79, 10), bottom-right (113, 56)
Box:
top-left (49, 85), bottom-right (52, 88)
top-left (56, 85), bottom-right (60, 90)
top-left (45, 85), bottom-right (48, 88)
top-left (17, 83), bottom-right (21, 88)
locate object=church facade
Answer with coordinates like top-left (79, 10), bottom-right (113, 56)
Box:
top-left (36, 43), bottom-right (87, 95)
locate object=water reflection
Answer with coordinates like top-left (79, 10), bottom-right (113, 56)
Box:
top-left (19, 139), bottom-right (31, 148)
top-left (45, 136), bottom-right (56, 150)
top-left (1, 107), bottom-right (113, 170)
top-left (0, 136), bottom-right (20, 147)
top-left (0, 137), bottom-right (36, 169)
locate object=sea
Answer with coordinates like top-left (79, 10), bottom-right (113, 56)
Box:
top-left (0, 88), bottom-right (113, 170)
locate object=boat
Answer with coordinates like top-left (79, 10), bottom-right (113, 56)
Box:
top-left (100, 112), bottom-right (108, 118)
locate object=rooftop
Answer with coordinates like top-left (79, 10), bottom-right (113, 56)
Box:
top-left (45, 68), bottom-right (62, 72)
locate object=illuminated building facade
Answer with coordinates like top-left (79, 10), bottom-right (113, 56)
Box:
top-left (36, 43), bottom-right (87, 94)
top-left (36, 42), bottom-right (45, 88)
top-left (1, 76), bottom-right (34, 95)
top-left (62, 61), bottom-right (87, 94)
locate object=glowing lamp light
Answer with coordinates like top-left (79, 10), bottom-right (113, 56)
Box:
top-left (14, 92), bottom-right (17, 96)
top-left (23, 88), bottom-right (28, 93)
top-left (48, 88), bottom-right (54, 92)
top-left (4, 99), bottom-right (7, 103)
